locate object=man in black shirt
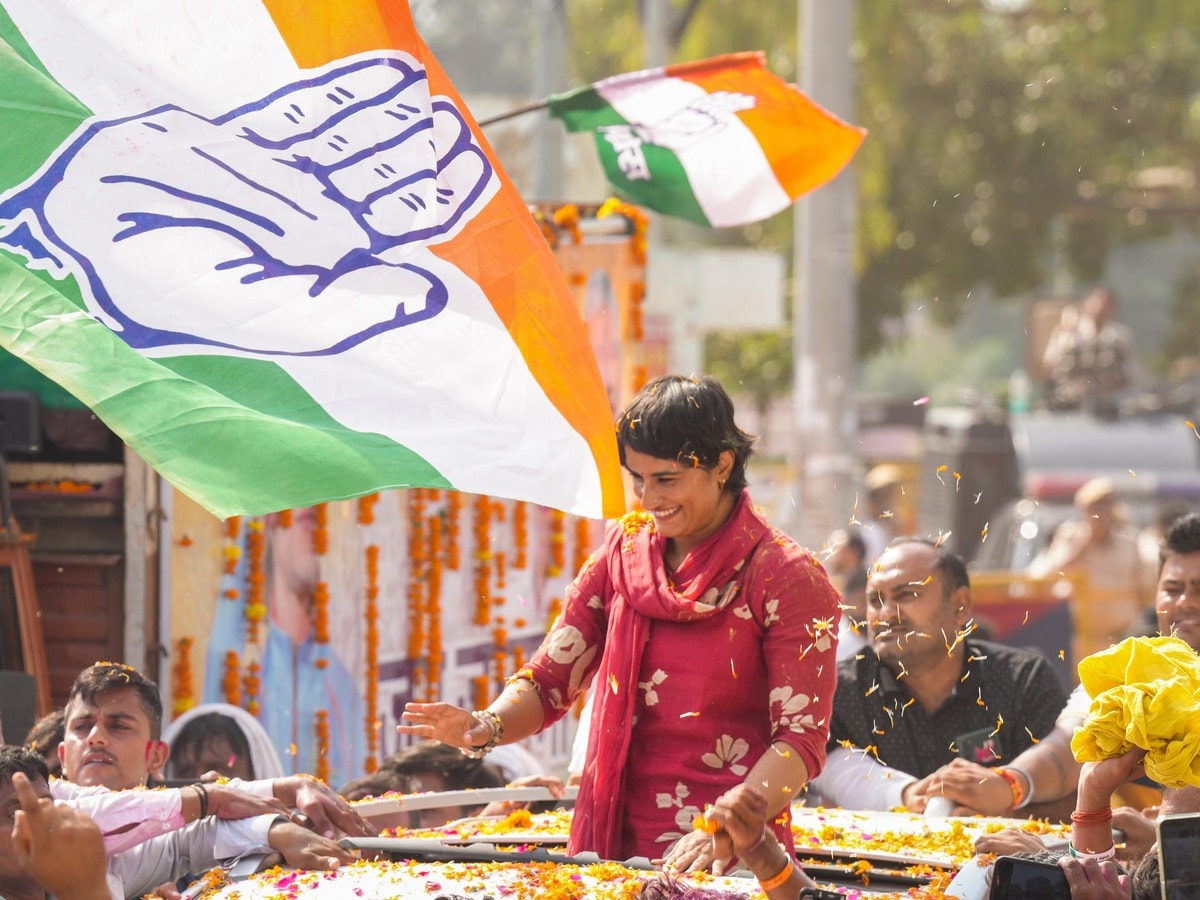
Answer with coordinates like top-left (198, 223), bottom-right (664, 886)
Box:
top-left (809, 538), bottom-right (1066, 810)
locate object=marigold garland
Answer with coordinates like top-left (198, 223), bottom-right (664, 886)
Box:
top-left (425, 510), bottom-right (444, 701)
top-left (243, 662), bottom-right (262, 716)
top-left (546, 509), bottom-right (566, 578)
top-left (407, 490), bottom-right (429, 694)
top-left (444, 492), bottom-right (462, 570)
top-left (314, 710), bottom-right (331, 782)
top-left (313, 503), bottom-right (329, 555)
top-left (171, 637), bottom-right (195, 716)
top-left (573, 517), bottom-right (593, 574)
top-left (244, 519), bottom-right (266, 642)
top-left (357, 493), bottom-right (379, 525)
top-left (364, 544), bottom-right (381, 772)
top-left (222, 650), bottom-right (241, 707)
top-left (512, 501), bottom-right (528, 569)
top-left (473, 495), bottom-right (493, 627)
top-left (222, 516), bottom-right (241, 575)
top-left (277, 508), bottom-right (293, 528)
top-left (552, 203), bottom-right (582, 245)
top-left (473, 673), bottom-right (491, 711)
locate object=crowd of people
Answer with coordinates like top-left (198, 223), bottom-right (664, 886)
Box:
top-left (2, 371), bottom-right (1195, 900)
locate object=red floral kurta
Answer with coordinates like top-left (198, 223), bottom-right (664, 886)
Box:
top-left (523, 492), bottom-right (839, 860)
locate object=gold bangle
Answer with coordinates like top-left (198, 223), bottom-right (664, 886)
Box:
top-left (757, 858), bottom-right (795, 892)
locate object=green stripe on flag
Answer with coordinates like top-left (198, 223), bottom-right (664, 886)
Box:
top-left (0, 252), bottom-right (451, 517)
top-left (547, 85), bottom-right (628, 131)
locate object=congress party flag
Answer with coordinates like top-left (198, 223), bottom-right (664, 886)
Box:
top-left (0, 0), bottom-right (625, 519)
top-left (548, 52), bottom-right (866, 228)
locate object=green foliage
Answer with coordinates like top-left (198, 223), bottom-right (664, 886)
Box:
top-left (855, 0), bottom-right (1200, 354)
top-left (703, 329), bottom-right (792, 432)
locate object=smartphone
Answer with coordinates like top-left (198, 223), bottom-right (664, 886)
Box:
top-left (1158, 813), bottom-right (1200, 899)
top-left (989, 855), bottom-right (1071, 900)
top-left (798, 889), bottom-right (841, 900)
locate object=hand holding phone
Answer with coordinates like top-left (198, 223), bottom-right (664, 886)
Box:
top-left (990, 855), bottom-right (1071, 900)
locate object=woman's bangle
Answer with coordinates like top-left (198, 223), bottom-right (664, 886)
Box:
top-left (459, 709), bottom-right (504, 759)
top-left (1071, 807), bottom-right (1114, 826)
top-left (1068, 842), bottom-right (1116, 861)
top-left (757, 858), bottom-right (796, 892)
top-left (191, 782), bottom-right (209, 819)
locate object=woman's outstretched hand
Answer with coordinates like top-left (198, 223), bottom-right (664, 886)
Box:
top-left (397, 702), bottom-right (489, 749)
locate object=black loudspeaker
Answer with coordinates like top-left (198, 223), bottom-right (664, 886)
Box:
top-left (0, 669), bottom-right (38, 746)
top-left (0, 392), bottom-right (39, 453)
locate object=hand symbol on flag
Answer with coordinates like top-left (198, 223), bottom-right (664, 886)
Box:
top-left (0, 53), bottom-right (498, 357)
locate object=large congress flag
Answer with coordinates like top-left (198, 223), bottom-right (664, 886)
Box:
top-left (548, 52), bottom-right (866, 228)
top-left (0, 0), bottom-right (625, 519)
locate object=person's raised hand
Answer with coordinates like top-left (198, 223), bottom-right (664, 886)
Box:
top-left (11, 771), bottom-right (110, 900)
top-left (1077, 747), bottom-right (1147, 811)
top-left (398, 701), bottom-right (490, 749)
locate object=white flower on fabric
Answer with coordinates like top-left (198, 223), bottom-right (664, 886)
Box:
top-left (639, 669), bottom-right (668, 706)
top-left (808, 616), bottom-right (836, 653)
top-left (656, 781), bottom-right (691, 810)
top-left (733, 603), bottom-right (753, 620)
top-left (762, 598), bottom-right (781, 627)
top-left (771, 686), bottom-right (817, 734)
top-left (546, 625), bottom-right (587, 665)
top-left (586, 593), bottom-right (604, 610)
top-left (701, 734), bottom-right (749, 776)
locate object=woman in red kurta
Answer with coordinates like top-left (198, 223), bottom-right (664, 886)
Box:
top-left (399, 375), bottom-right (839, 867)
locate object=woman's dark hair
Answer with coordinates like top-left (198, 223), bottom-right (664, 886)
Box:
top-left (616, 375), bottom-right (755, 494)
top-left (169, 713), bottom-right (254, 779)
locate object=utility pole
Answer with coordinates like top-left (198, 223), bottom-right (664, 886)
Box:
top-left (791, 0), bottom-right (857, 547)
top-left (532, 0), bottom-right (566, 201)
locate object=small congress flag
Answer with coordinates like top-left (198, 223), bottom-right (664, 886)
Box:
top-left (548, 52), bottom-right (866, 228)
top-left (0, 0), bottom-right (624, 519)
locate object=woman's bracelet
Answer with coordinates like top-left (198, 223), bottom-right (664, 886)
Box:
top-left (1071, 807), bottom-right (1114, 827)
top-left (191, 782), bottom-right (209, 819)
top-left (1068, 842), bottom-right (1116, 861)
top-left (757, 858), bottom-right (796, 892)
top-left (459, 709), bottom-right (505, 759)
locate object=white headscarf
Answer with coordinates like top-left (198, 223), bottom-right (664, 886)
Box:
top-left (162, 703), bottom-right (286, 780)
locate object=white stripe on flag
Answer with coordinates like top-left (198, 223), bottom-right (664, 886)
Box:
top-left (3, 0), bottom-right (298, 117)
top-left (596, 74), bottom-right (792, 228)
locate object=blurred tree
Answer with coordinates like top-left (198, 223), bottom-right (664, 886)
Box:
top-left (415, 0), bottom-right (1200, 359)
top-left (704, 329), bottom-right (792, 448)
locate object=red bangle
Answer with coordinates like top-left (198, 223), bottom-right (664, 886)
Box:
top-left (995, 768), bottom-right (1027, 810)
top-left (1071, 808), bottom-right (1113, 826)
top-left (758, 859), bottom-right (795, 892)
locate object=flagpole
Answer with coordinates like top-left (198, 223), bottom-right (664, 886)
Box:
top-left (477, 99), bottom-right (550, 128)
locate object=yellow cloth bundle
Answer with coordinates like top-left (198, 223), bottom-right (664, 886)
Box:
top-left (1071, 635), bottom-right (1200, 788)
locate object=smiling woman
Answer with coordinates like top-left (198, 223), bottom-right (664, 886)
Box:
top-left (399, 374), bottom-right (841, 869)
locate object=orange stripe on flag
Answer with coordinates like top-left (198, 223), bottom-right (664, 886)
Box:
top-left (671, 52), bottom-right (865, 202)
top-left (262, 0), bottom-right (625, 517)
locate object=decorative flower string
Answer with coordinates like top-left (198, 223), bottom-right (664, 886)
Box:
top-left (597, 198), bottom-right (648, 343)
top-left (424, 506), bottom-right (444, 701)
top-left (244, 519), bottom-right (266, 643)
top-left (364, 544), bottom-right (381, 772)
top-left (552, 203), bottom-right (582, 245)
top-left (222, 516), bottom-right (241, 576)
top-left (221, 650), bottom-right (241, 707)
top-left (473, 495), bottom-right (493, 627)
top-left (512, 501), bottom-right (528, 569)
top-left (573, 517), bottom-right (593, 574)
top-left (314, 710), bottom-right (331, 782)
top-left (171, 637), bottom-right (195, 716)
top-left (546, 509), bottom-right (566, 578)
top-left (444, 491), bottom-right (462, 570)
top-left (243, 662), bottom-right (262, 717)
top-left (277, 508), bottom-right (293, 528)
top-left (357, 493), bottom-right (379, 525)
top-left (407, 490), bottom-right (429, 694)
top-left (311, 505), bottom-right (331, 671)
top-left (473, 673), bottom-right (491, 711)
